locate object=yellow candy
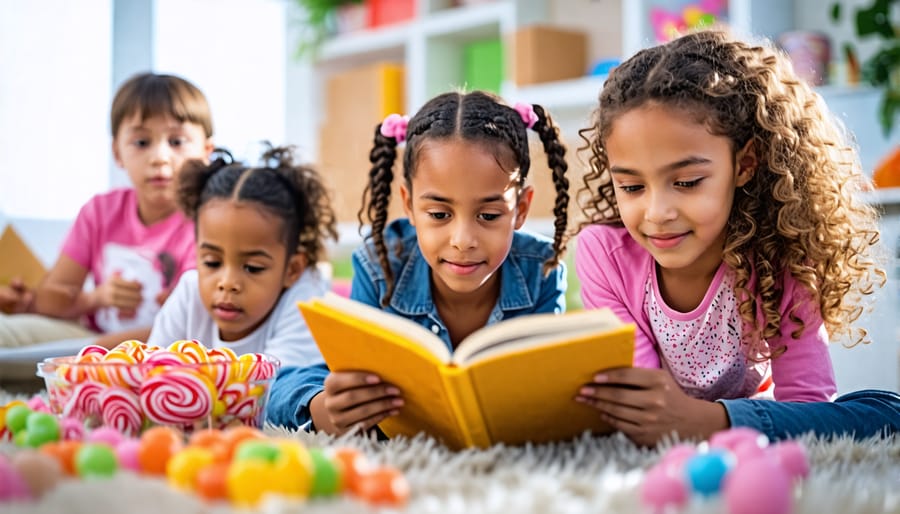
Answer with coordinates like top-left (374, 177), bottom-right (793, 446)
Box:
top-left (227, 459), bottom-right (278, 506)
top-left (168, 340), bottom-right (210, 364)
top-left (682, 6), bottom-right (703, 27)
top-left (271, 439), bottom-right (313, 498)
top-left (167, 447), bottom-right (215, 491)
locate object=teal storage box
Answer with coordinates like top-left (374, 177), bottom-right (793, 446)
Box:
top-left (464, 38), bottom-right (503, 94)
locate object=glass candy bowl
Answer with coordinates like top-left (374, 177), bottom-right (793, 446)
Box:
top-left (37, 340), bottom-right (280, 436)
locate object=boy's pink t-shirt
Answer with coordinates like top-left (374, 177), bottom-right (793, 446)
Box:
top-left (61, 188), bottom-right (196, 331)
top-left (575, 223), bottom-right (836, 403)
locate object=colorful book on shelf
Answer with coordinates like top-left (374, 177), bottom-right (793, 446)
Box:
top-left (298, 293), bottom-right (635, 450)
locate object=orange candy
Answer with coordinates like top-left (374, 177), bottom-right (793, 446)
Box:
top-left (331, 447), bottom-right (370, 496)
top-left (355, 466), bottom-right (410, 506)
top-left (195, 462), bottom-right (230, 501)
top-left (138, 426), bottom-right (184, 475)
top-left (220, 426), bottom-right (265, 461)
top-left (188, 430), bottom-right (229, 463)
top-left (40, 440), bottom-right (83, 476)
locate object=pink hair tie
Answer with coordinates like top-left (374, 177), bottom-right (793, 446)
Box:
top-left (513, 102), bottom-right (538, 129)
top-left (380, 113), bottom-right (409, 143)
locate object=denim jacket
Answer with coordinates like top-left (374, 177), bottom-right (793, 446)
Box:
top-left (266, 218), bottom-right (567, 430)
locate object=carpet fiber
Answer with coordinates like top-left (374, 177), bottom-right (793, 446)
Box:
top-left (2, 391), bottom-right (899, 514)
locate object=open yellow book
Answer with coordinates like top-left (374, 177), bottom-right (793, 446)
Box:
top-left (298, 293), bottom-right (635, 450)
top-left (0, 225), bottom-right (46, 288)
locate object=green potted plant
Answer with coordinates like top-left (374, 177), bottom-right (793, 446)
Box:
top-left (832, 0), bottom-right (900, 135)
top-left (292, 0), bottom-right (365, 58)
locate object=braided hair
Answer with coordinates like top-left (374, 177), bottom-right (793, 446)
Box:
top-left (360, 90), bottom-right (570, 306)
top-left (178, 143), bottom-right (338, 266)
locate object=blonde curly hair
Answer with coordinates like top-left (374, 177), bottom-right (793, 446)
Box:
top-left (576, 30), bottom-right (885, 353)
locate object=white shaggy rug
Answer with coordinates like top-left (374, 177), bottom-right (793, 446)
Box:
top-left (2, 392), bottom-right (899, 514)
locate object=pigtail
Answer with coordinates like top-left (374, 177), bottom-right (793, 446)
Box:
top-left (260, 144), bottom-right (338, 266)
top-left (529, 104), bottom-right (570, 274)
top-left (289, 164), bottom-right (339, 267)
top-left (359, 123), bottom-right (400, 307)
top-left (177, 148), bottom-right (234, 219)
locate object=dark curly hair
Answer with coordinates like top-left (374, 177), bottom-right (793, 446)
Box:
top-left (575, 30), bottom-right (885, 352)
top-left (178, 143), bottom-right (338, 266)
top-left (360, 90), bottom-right (571, 306)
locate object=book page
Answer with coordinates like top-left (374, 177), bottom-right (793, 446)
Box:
top-left (465, 323), bottom-right (635, 445)
top-left (316, 292), bottom-right (451, 363)
top-left (452, 308), bottom-right (622, 365)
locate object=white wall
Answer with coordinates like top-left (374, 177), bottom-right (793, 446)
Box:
top-left (153, 0), bottom-right (289, 164)
top-left (0, 0), bottom-right (113, 220)
top-left (0, 0), bottom-right (293, 219)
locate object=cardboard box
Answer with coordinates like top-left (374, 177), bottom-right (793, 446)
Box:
top-left (0, 225), bottom-right (46, 288)
top-left (320, 62), bottom-right (406, 223)
top-left (318, 121), bottom-right (406, 224)
top-left (511, 25), bottom-right (588, 86)
top-left (464, 37), bottom-right (503, 93)
top-left (325, 62), bottom-right (405, 130)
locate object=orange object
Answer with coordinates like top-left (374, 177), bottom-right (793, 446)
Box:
top-left (40, 440), bottom-right (82, 476)
top-left (195, 462), bottom-right (230, 501)
top-left (355, 466), bottom-right (410, 506)
top-left (138, 426), bottom-right (184, 475)
top-left (873, 146), bottom-right (900, 188)
top-left (331, 447), bottom-right (370, 496)
top-left (220, 426), bottom-right (265, 461)
top-left (188, 430), bottom-right (229, 463)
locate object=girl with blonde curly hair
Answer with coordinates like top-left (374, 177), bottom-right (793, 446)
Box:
top-left (573, 29), bottom-right (899, 446)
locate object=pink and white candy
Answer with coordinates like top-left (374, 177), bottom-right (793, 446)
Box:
top-left (140, 369), bottom-right (214, 425)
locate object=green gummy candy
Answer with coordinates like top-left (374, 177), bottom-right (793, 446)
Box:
top-left (309, 448), bottom-right (343, 497)
top-left (5, 405), bottom-right (32, 434)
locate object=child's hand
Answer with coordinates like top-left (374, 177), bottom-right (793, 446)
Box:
top-left (312, 371), bottom-right (404, 436)
top-left (0, 278), bottom-right (33, 314)
top-left (92, 271), bottom-right (143, 316)
top-left (575, 368), bottom-right (728, 447)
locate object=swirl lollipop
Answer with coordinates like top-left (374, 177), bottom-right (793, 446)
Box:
top-left (140, 368), bottom-right (215, 426)
top-left (99, 386), bottom-right (143, 436)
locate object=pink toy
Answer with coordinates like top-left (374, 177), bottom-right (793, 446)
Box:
top-left (115, 439), bottom-right (143, 472)
top-left (769, 441), bottom-right (809, 482)
top-left (87, 425), bottom-right (126, 447)
top-left (641, 464), bottom-right (688, 513)
top-left (0, 454), bottom-right (32, 501)
top-left (642, 428), bottom-right (808, 514)
top-left (724, 457), bottom-right (792, 514)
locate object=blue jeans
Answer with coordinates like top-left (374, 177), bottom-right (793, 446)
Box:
top-left (719, 389), bottom-right (900, 440)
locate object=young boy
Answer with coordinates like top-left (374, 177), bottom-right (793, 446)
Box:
top-left (0, 72), bottom-right (214, 349)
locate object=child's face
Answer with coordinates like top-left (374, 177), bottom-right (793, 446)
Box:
top-left (113, 113), bottom-right (213, 224)
top-left (605, 104), bottom-right (753, 279)
top-left (401, 139), bottom-right (532, 302)
top-left (195, 199), bottom-right (304, 342)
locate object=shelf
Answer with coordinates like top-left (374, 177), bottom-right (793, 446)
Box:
top-left (423, 1), bottom-right (511, 40)
top-left (318, 23), bottom-right (408, 64)
top-left (503, 75), bottom-right (606, 112)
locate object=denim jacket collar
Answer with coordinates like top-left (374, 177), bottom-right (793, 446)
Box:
top-left (388, 242), bottom-right (536, 319)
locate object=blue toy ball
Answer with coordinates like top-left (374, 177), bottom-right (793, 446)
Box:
top-left (684, 449), bottom-right (735, 496)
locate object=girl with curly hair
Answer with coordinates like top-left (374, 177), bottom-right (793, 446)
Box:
top-left (147, 144), bottom-right (337, 368)
top-left (573, 29), bottom-right (899, 446)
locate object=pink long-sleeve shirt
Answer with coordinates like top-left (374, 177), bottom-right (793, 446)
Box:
top-left (575, 224), bottom-right (836, 402)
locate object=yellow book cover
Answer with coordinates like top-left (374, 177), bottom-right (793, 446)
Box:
top-left (298, 293), bottom-right (635, 450)
top-left (0, 225), bottom-right (46, 289)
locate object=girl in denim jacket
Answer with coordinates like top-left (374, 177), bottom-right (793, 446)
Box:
top-left (268, 90), bottom-right (571, 435)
